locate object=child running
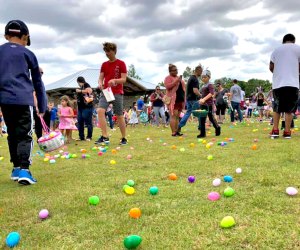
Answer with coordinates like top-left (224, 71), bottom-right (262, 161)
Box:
top-left (58, 96), bottom-right (77, 144)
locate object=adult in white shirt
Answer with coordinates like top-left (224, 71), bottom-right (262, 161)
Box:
top-left (269, 33), bottom-right (300, 139)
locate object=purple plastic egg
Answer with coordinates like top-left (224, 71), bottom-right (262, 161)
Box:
top-left (188, 176), bottom-right (195, 183)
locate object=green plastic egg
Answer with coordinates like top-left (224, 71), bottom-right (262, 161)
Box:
top-left (224, 187), bottom-right (235, 197)
top-left (220, 216), bottom-right (235, 228)
top-left (124, 235), bottom-right (142, 249)
top-left (89, 196), bottom-right (100, 205)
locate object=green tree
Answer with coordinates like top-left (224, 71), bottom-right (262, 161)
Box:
top-left (182, 66), bottom-right (193, 82)
top-left (127, 64), bottom-right (142, 80)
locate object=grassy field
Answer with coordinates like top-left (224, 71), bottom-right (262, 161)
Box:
top-left (0, 119), bottom-right (299, 250)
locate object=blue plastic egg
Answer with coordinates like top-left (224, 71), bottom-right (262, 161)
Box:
top-left (223, 175), bottom-right (233, 182)
top-left (6, 232), bottom-right (20, 248)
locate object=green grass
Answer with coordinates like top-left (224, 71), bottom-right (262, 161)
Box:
top-left (0, 119), bottom-right (300, 250)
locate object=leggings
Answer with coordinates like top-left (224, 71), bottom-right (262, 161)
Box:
top-left (199, 105), bottom-right (219, 136)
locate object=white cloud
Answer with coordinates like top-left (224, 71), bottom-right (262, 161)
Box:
top-left (1, 0), bottom-right (300, 87)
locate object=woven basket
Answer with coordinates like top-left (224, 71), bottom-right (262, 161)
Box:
top-left (37, 117), bottom-right (64, 152)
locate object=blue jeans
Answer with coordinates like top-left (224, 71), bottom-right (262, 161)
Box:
top-left (230, 101), bottom-right (243, 122)
top-left (77, 107), bottom-right (93, 140)
top-left (106, 110), bottom-right (114, 129)
top-left (153, 106), bottom-right (166, 126)
top-left (178, 100), bottom-right (200, 130)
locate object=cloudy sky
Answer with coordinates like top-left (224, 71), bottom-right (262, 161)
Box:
top-left (1, 0), bottom-right (300, 85)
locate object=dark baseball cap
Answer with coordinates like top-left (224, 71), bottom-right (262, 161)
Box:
top-left (5, 20), bottom-right (31, 46)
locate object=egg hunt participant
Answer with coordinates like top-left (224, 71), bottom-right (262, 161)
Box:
top-left (269, 33), bottom-right (300, 139)
top-left (95, 42), bottom-right (128, 145)
top-left (198, 70), bottom-right (221, 138)
top-left (164, 64), bottom-right (186, 137)
top-left (0, 20), bottom-right (47, 185)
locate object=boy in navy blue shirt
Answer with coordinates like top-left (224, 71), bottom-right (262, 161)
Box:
top-left (0, 20), bottom-right (47, 185)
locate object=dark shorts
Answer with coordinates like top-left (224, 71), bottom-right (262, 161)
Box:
top-left (273, 87), bottom-right (298, 113)
top-left (99, 93), bottom-right (123, 116)
top-left (174, 102), bottom-right (184, 112)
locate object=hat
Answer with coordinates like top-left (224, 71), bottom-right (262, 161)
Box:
top-left (5, 20), bottom-right (31, 46)
top-left (202, 69), bottom-right (211, 77)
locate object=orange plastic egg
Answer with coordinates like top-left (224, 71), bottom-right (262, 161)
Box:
top-left (129, 208), bottom-right (141, 219)
top-left (168, 173), bottom-right (178, 180)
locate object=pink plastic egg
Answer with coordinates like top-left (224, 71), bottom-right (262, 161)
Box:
top-left (207, 192), bottom-right (220, 201)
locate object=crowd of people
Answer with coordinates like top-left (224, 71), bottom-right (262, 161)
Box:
top-left (0, 19), bottom-right (300, 185)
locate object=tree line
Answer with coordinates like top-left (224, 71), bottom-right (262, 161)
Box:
top-left (128, 64), bottom-right (272, 97)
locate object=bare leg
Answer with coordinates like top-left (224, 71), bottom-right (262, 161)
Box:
top-left (117, 115), bottom-right (126, 138)
top-left (170, 110), bottom-right (179, 134)
top-left (284, 113), bottom-right (293, 132)
top-left (272, 112), bottom-right (280, 130)
top-left (98, 108), bottom-right (108, 137)
top-left (66, 130), bottom-right (71, 143)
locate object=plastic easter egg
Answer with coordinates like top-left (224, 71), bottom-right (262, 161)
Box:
top-left (236, 168), bottom-right (242, 174)
top-left (206, 143), bottom-right (211, 149)
top-left (39, 209), bottom-right (49, 219)
top-left (163, 142), bottom-right (167, 146)
top-left (129, 208), bottom-right (141, 219)
top-left (124, 235), bottom-right (142, 249)
top-left (0, 156), bottom-right (4, 161)
top-left (81, 154), bottom-right (86, 159)
top-left (188, 176), bottom-right (195, 183)
top-left (71, 154), bottom-right (77, 158)
top-left (224, 187), bottom-right (235, 197)
top-left (127, 180), bottom-right (135, 187)
top-left (202, 140), bottom-right (207, 144)
top-left (208, 192), bottom-right (220, 201)
top-left (286, 187), bottom-right (298, 196)
top-left (253, 138), bottom-right (258, 142)
top-left (149, 186), bottom-right (159, 195)
top-left (171, 145), bottom-right (177, 149)
top-left (6, 232), bottom-right (20, 248)
top-left (43, 158), bottom-right (49, 162)
top-left (80, 149), bottom-right (87, 153)
top-left (251, 144), bottom-right (257, 150)
top-left (130, 146), bottom-right (134, 150)
top-left (220, 216), bottom-right (235, 228)
top-left (49, 159), bottom-right (56, 164)
top-left (146, 137), bottom-right (150, 141)
top-left (212, 178), bottom-right (221, 187)
top-left (110, 160), bottom-right (116, 165)
top-left (111, 149), bottom-right (117, 154)
top-left (125, 187), bottom-right (135, 195)
top-left (127, 154), bottom-right (132, 160)
top-left (207, 155), bottom-right (213, 160)
top-left (198, 139), bottom-right (203, 143)
top-left (168, 173), bottom-right (177, 180)
top-left (98, 152), bottom-right (103, 156)
top-left (123, 184), bottom-right (130, 191)
top-left (179, 148), bottom-right (185, 152)
top-left (89, 195), bottom-right (100, 205)
top-left (223, 175), bottom-right (233, 182)
top-left (116, 146), bottom-right (121, 150)
top-left (65, 154), bottom-right (70, 159)
top-left (190, 143), bottom-right (195, 147)
top-left (59, 150), bottom-right (64, 153)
